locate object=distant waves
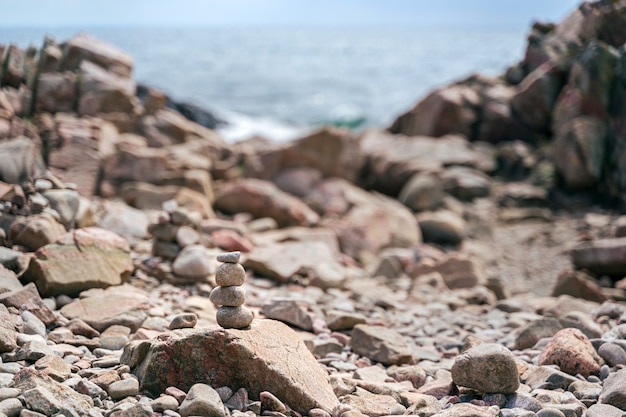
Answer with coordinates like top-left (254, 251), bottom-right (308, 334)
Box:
top-left (0, 27), bottom-right (526, 142)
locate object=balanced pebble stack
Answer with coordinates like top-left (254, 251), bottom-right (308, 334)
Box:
top-left (210, 251), bottom-right (254, 329)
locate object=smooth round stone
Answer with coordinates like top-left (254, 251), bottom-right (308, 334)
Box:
top-left (175, 226), bottom-right (199, 248)
top-left (151, 395), bottom-right (180, 412)
top-left (107, 378), bottom-right (140, 400)
top-left (172, 245), bottom-right (214, 279)
top-left (216, 306), bottom-right (253, 329)
top-left (537, 408), bottom-right (566, 417)
top-left (215, 263), bottom-right (245, 286)
top-left (34, 179), bottom-right (53, 192)
top-left (217, 251), bottom-right (241, 264)
top-left (168, 313), bottom-right (198, 330)
top-left (598, 342), bottom-right (626, 366)
top-left (209, 286), bottom-right (246, 307)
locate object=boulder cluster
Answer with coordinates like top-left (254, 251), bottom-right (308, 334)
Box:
top-left (389, 0), bottom-right (626, 205)
top-left (0, 1), bottom-right (626, 417)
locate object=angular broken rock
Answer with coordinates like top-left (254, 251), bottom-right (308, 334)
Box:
top-left (122, 319), bottom-right (339, 413)
top-left (538, 328), bottom-right (601, 377)
top-left (571, 238), bottom-right (626, 275)
top-left (350, 324), bottom-right (414, 366)
top-left (23, 227), bottom-right (133, 297)
top-left (11, 368), bottom-right (94, 415)
top-left (60, 285), bottom-right (150, 332)
top-left (451, 343), bottom-right (519, 394)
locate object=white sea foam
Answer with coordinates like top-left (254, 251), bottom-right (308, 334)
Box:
top-left (215, 109), bottom-right (309, 143)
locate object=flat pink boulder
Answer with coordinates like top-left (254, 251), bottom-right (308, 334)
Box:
top-left (122, 319), bottom-right (338, 414)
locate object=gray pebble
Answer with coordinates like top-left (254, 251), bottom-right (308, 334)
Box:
top-left (168, 313), bottom-right (198, 330)
top-left (0, 374), bottom-right (13, 388)
top-left (0, 398), bottom-right (22, 416)
top-left (107, 378), bottom-right (140, 400)
top-left (215, 386), bottom-right (233, 402)
top-left (500, 409), bottom-right (538, 417)
top-left (600, 364), bottom-right (611, 381)
top-left (0, 388), bottom-right (19, 402)
top-left (536, 408), bottom-right (566, 417)
top-left (260, 391), bottom-right (286, 413)
top-left (0, 363), bottom-right (20, 375)
top-left (215, 263), bottom-right (246, 286)
top-left (151, 395), bottom-right (180, 412)
top-left (21, 311), bottom-right (46, 338)
top-left (209, 286), bottom-right (246, 307)
top-left (216, 306), bottom-right (253, 329)
top-left (599, 343), bottom-right (626, 366)
top-left (178, 383), bottom-right (224, 417)
top-left (217, 251), bottom-right (241, 263)
top-left (587, 404), bottom-right (624, 417)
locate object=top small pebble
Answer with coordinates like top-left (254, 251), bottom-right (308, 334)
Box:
top-left (217, 251), bottom-right (241, 264)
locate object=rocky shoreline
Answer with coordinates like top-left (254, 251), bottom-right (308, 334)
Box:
top-left (2, 1), bottom-right (626, 417)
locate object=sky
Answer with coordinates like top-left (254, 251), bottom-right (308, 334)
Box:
top-left (0, 0), bottom-right (582, 30)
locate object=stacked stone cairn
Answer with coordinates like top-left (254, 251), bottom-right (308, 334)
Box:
top-left (210, 251), bottom-right (254, 329)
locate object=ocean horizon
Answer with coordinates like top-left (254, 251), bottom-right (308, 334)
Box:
top-left (0, 26), bottom-right (528, 141)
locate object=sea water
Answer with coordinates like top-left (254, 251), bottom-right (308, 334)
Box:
top-left (0, 27), bottom-right (527, 141)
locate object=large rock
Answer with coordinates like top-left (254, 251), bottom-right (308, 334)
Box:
top-left (571, 237), bottom-right (626, 275)
top-left (121, 182), bottom-right (214, 218)
top-left (60, 284), bottom-right (150, 332)
top-left (553, 116), bottom-right (607, 189)
top-left (1, 44), bottom-right (28, 88)
top-left (9, 213), bottom-right (66, 251)
top-left (550, 39), bottom-right (625, 196)
top-left (350, 324), bottom-right (414, 366)
top-left (77, 61), bottom-right (137, 116)
top-left (244, 240), bottom-right (345, 288)
top-left (552, 41), bottom-right (617, 141)
top-left (388, 75), bottom-right (525, 144)
top-left (410, 254), bottom-right (487, 290)
top-left (441, 166), bottom-right (491, 201)
top-left (122, 319), bottom-right (339, 414)
top-left (0, 282), bottom-right (56, 326)
top-left (388, 84), bottom-right (480, 138)
top-left (24, 227), bottom-right (133, 297)
top-left (600, 368), bottom-right (626, 410)
top-left (96, 200), bottom-right (150, 241)
top-left (551, 269), bottom-right (609, 303)
top-left (359, 130), bottom-right (492, 196)
top-left (538, 328), bottom-right (601, 377)
top-left (215, 178), bottom-right (319, 227)
top-left (62, 32), bottom-right (133, 78)
top-left (244, 127), bottom-right (365, 183)
top-left (306, 179), bottom-right (421, 258)
top-left (524, 365), bottom-right (579, 391)
top-left (42, 188), bottom-right (80, 228)
top-left (398, 172), bottom-right (444, 212)
top-left (514, 317), bottom-right (601, 350)
top-left (452, 343), bottom-right (519, 394)
top-left (0, 265), bottom-right (21, 294)
top-left (11, 368), bottom-right (94, 416)
top-left (34, 72), bottom-right (78, 113)
top-left (510, 62), bottom-right (564, 132)
top-left (0, 136), bottom-right (45, 185)
top-left (172, 244), bottom-right (216, 280)
top-left (417, 210), bottom-right (466, 245)
top-left (140, 109), bottom-right (226, 149)
top-left (48, 113), bottom-right (119, 197)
